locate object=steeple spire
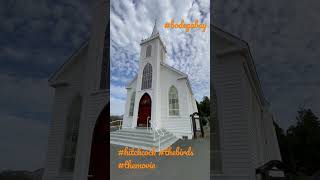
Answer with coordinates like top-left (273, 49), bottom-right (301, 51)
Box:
top-left (151, 19), bottom-right (159, 36)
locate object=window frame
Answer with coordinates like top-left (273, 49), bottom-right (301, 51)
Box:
top-left (141, 63), bottom-right (152, 90)
top-left (146, 45), bottom-right (152, 58)
top-left (168, 85), bottom-right (180, 116)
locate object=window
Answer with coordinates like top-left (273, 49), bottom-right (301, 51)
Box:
top-left (100, 21), bottom-right (109, 89)
top-left (141, 63), bottom-right (152, 90)
top-left (129, 91), bottom-right (135, 116)
top-left (61, 96), bottom-right (82, 172)
top-left (169, 86), bottom-right (179, 116)
top-left (146, 45), bottom-right (152, 57)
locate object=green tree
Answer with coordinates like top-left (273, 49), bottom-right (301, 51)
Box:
top-left (197, 96), bottom-right (210, 126)
top-left (275, 108), bottom-right (320, 175)
top-left (286, 108), bottom-right (320, 175)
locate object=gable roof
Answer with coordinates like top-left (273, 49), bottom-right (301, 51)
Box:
top-left (125, 62), bottom-right (195, 96)
top-left (48, 40), bottom-right (89, 84)
top-left (161, 62), bottom-right (195, 95)
top-left (160, 62), bottom-right (188, 77)
top-left (212, 25), bottom-right (266, 106)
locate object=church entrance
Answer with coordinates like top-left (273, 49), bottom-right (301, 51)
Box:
top-left (88, 104), bottom-right (109, 180)
top-left (137, 93), bottom-right (151, 127)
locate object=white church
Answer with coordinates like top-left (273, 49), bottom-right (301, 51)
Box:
top-left (42, 1), bottom-right (283, 180)
top-left (121, 23), bottom-right (198, 135)
top-left (109, 21), bottom-right (200, 151)
top-left (211, 25), bottom-right (283, 180)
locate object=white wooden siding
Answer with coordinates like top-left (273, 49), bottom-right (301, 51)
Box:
top-left (214, 53), bottom-right (251, 178)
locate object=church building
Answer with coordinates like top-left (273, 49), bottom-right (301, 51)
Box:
top-left (120, 22), bottom-right (198, 138)
top-left (43, 1), bottom-right (109, 180)
top-left (211, 25), bottom-right (282, 180)
top-left (109, 21), bottom-right (199, 152)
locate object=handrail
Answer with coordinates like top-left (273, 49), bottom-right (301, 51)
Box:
top-left (147, 116), bottom-right (150, 132)
top-left (150, 119), bottom-right (165, 151)
top-left (110, 120), bottom-right (122, 130)
top-left (158, 128), bottom-right (165, 136)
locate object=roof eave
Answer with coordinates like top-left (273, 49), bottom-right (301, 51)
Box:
top-left (48, 40), bottom-right (89, 83)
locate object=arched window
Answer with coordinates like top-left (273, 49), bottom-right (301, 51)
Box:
top-left (169, 86), bottom-right (179, 116)
top-left (141, 63), bottom-right (152, 90)
top-left (129, 91), bottom-right (135, 116)
top-left (61, 96), bottom-right (82, 172)
top-left (146, 45), bottom-right (152, 57)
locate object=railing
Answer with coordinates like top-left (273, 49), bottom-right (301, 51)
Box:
top-left (110, 120), bottom-right (122, 130)
top-left (147, 117), bottom-right (150, 132)
top-left (150, 118), bottom-right (165, 151)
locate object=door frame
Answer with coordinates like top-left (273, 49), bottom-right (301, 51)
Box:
top-left (87, 104), bottom-right (109, 180)
top-left (137, 93), bottom-right (152, 127)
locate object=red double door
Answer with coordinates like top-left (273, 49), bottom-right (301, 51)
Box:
top-left (137, 93), bottom-right (151, 127)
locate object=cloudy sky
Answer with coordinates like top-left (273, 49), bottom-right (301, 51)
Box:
top-left (110, 0), bottom-right (210, 115)
top-left (212, 0), bottom-right (320, 129)
top-left (0, 0), bottom-right (90, 171)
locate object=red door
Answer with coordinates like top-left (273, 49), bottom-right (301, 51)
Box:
top-left (137, 93), bottom-right (151, 127)
top-left (88, 104), bottom-right (109, 180)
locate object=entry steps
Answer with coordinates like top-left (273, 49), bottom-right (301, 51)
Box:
top-left (110, 128), bottom-right (179, 151)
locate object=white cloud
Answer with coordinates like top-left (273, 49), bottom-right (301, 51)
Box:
top-left (110, 96), bottom-right (126, 115)
top-left (110, 84), bottom-right (127, 99)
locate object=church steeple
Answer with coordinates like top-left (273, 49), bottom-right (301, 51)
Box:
top-left (151, 19), bottom-right (159, 36)
top-left (140, 18), bottom-right (166, 59)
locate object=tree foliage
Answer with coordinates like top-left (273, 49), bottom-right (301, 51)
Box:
top-left (196, 96), bottom-right (210, 126)
top-left (275, 108), bottom-right (320, 175)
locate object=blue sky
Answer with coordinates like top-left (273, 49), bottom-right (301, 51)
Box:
top-left (110, 0), bottom-right (210, 115)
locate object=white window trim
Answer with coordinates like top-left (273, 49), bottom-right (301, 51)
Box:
top-left (168, 85), bottom-right (180, 117)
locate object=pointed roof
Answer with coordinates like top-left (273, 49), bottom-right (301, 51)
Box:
top-left (48, 40), bottom-right (89, 85)
top-left (140, 19), bottom-right (167, 52)
top-left (212, 25), bottom-right (266, 106)
top-left (151, 19), bottom-right (159, 36)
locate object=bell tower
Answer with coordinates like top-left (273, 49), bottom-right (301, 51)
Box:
top-left (132, 20), bottom-right (167, 128)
